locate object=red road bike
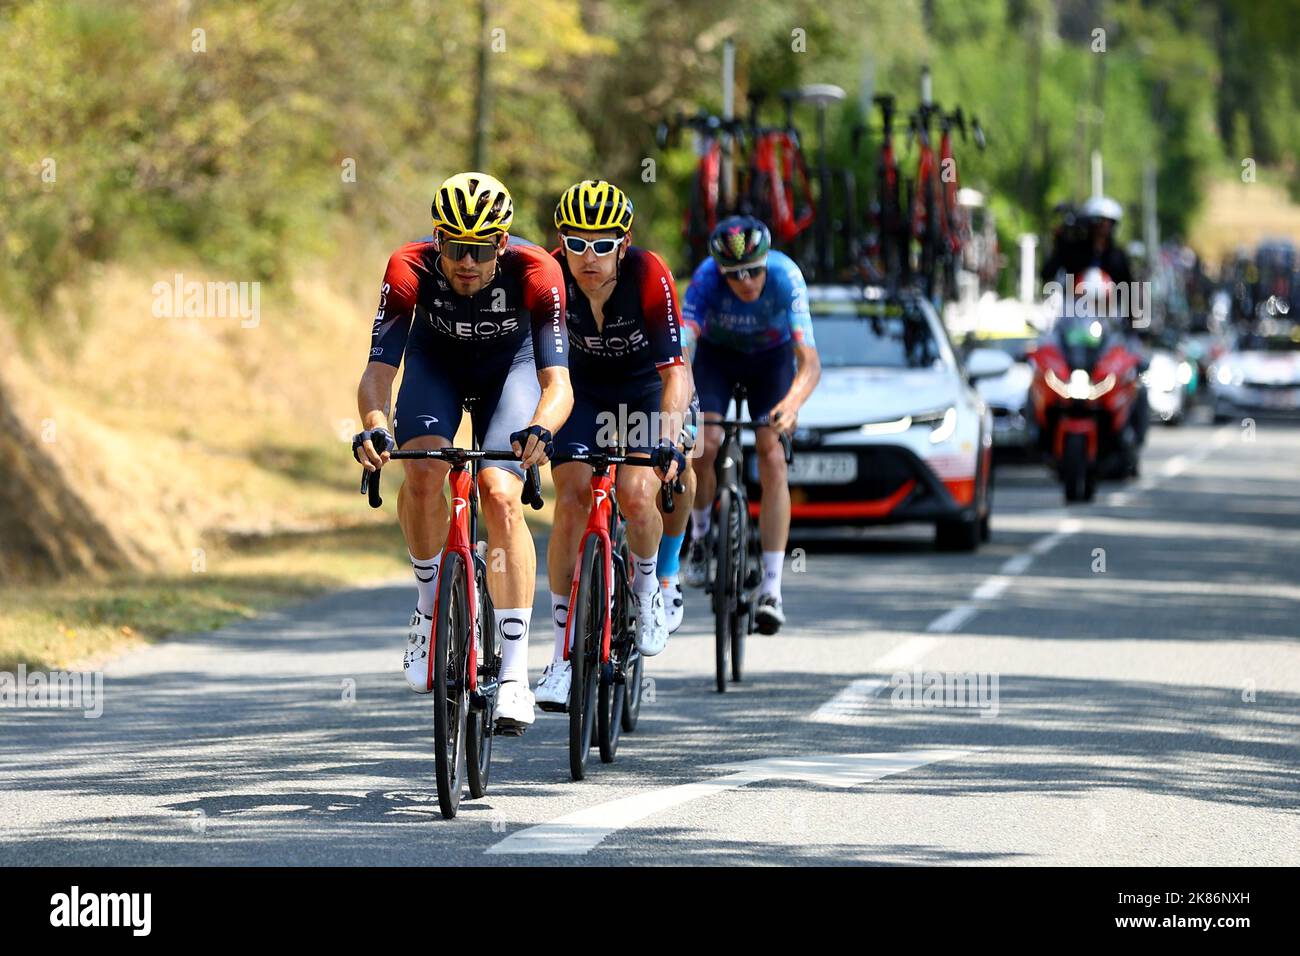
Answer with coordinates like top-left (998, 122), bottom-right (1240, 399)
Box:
top-left (362, 430), bottom-right (542, 818)
top-left (558, 451), bottom-right (676, 780)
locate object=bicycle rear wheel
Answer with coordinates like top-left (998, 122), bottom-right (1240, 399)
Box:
top-left (598, 556), bottom-right (628, 762)
top-left (466, 552), bottom-right (497, 799)
top-left (433, 551), bottom-right (470, 819)
top-left (617, 527), bottom-right (644, 732)
top-left (568, 535), bottom-right (603, 781)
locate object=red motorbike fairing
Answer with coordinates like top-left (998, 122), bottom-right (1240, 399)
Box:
top-left (1028, 332), bottom-right (1142, 487)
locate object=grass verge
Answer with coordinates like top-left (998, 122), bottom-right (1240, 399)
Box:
top-left (0, 521), bottom-right (410, 671)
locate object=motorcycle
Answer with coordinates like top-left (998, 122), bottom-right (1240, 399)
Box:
top-left (1029, 272), bottom-right (1145, 502)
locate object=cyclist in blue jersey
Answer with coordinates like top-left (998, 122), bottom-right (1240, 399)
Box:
top-left (683, 216), bottom-right (821, 633)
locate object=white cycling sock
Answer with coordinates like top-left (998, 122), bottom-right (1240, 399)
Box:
top-left (692, 507), bottom-right (712, 539)
top-left (550, 591), bottom-right (569, 661)
top-left (496, 608), bottom-right (531, 685)
top-left (760, 550), bottom-right (785, 600)
top-left (632, 551), bottom-right (658, 595)
top-left (409, 551), bottom-right (441, 615)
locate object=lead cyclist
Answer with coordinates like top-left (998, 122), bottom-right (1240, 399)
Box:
top-left (352, 171), bottom-right (574, 734)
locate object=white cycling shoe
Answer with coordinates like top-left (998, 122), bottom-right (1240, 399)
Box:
top-left (661, 577), bottom-right (685, 633)
top-left (402, 610), bottom-right (434, 694)
top-left (633, 589), bottom-right (669, 657)
top-left (684, 539), bottom-right (709, 589)
top-left (494, 680), bottom-right (536, 734)
top-left (535, 660), bottom-right (572, 712)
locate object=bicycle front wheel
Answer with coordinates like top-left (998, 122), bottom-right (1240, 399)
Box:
top-left (713, 488), bottom-right (736, 693)
top-left (433, 550), bottom-right (470, 819)
top-left (569, 535), bottom-right (604, 781)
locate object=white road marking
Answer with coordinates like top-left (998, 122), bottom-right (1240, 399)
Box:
top-left (923, 516), bottom-right (1079, 634)
top-left (485, 750), bottom-right (972, 856)
top-left (810, 678), bottom-right (888, 723)
top-left (872, 635), bottom-right (941, 669)
top-left (812, 635), bottom-right (944, 723)
top-left (918, 425), bottom-right (1235, 636)
top-left (926, 604), bottom-right (979, 633)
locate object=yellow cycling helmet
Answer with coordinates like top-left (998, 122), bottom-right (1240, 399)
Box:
top-left (431, 172), bottom-right (514, 240)
top-left (554, 180), bottom-right (634, 235)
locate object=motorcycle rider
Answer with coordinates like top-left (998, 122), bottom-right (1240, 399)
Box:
top-left (1042, 196), bottom-right (1148, 447)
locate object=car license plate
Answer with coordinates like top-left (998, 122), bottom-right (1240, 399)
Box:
top-left (786, 453), bottom-right (858, 485)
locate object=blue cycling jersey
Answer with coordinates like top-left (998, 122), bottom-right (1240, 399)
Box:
top-left (681, 250), bottom-right (815, 353)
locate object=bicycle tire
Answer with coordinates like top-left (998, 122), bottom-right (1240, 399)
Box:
top-left (466, 553), bottom-right (496, 799)
top-left (568, 535), bottom-right (603, 781)
top-left (616, 528), bottom-right (644, 732)
top-left (713, 487), bottom-right (734, 694)
top-left (433, 551), bottom-right (470, 819)
top-left (729, 492), bottom-right (748, 684)
top-left (598, 556), bottom-right (628, 763)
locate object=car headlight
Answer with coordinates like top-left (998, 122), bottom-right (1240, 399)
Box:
top-left (859, 416), bottom-right (912, 436)
top-left (928, 406), bottom-right (958, 444)
top-left (1216, 366), bottom-right (1243, 387)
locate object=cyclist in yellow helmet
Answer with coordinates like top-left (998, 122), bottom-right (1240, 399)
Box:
top-left (534, 180), bottom-right (696, 710)
top-left (353, 171), bottom-right (574, 733)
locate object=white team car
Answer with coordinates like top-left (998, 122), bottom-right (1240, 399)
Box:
top-left (744, 287), bottom-right (1009, 551)
top-left (1210, 321), bottom-right (1300, 420)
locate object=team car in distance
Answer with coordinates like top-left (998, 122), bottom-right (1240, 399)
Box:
top-left (1211, 318), bottom-right (1300, 421)
top-left (744, 288), bottom-right (1006, 551)
top-left (962, 327), bottom-right (1039, 453)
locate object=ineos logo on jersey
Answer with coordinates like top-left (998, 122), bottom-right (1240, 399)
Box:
top-left (576, 329), bottom-right (647, 356)
top-left (499, 616), bottom-right (527, 641)
top-left (431, 312), bottom-right (521, 339)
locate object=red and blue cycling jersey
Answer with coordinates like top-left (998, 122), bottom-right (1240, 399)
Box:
top-left (552, 244), bottom-right (684, 385)
top-left (681, 249), bottom-right (815, 353)
top-left (369, 235), bottom-right (567, 370)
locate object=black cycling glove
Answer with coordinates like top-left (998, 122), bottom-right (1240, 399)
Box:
top-left (509, 425), bottom-right (555, 460)
top-left (352, 426), bottom-right (393, 462)
top-left (653, 438), bottom-right (686, 479)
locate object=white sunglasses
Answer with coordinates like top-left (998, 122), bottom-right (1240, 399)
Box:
top-left (561, 234), bottom-right (625, 256)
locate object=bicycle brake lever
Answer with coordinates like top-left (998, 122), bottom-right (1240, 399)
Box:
top-left (661, 481), bottom-right (675, 515)
top-left (363, 467), bottom-right (383, 508)
top-left (521, 463), bottom-right (544, 510)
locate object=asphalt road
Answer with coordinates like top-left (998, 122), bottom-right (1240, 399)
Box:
top-left (3, 411), bottom-right (1298, 866)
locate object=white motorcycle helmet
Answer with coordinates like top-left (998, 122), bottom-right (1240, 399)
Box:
top-left (1079, 195), bottom-right (1124, 224)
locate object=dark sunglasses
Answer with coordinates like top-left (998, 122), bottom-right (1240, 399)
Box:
top-left (722, 265), bottom-right (767, 282)
top-left (561, 235), bottom-right (624, 257)
top-left (439, 233), bottom-right (502, 263)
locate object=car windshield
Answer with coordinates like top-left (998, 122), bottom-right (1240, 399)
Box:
top-left (813, 313), bottom-right (944, 369)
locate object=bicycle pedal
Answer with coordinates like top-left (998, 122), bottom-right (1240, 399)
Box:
top-left (537, 701), bottom-right (568, 714)
top-left (493, 720), bottom-right (528, 737)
